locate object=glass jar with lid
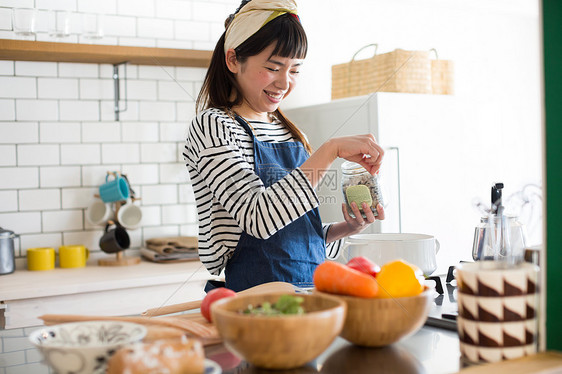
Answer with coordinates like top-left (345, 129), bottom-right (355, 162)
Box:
top-left (341, 161), bottom-right (384, 219)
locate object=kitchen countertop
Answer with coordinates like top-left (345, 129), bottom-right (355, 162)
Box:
top-left (0, 324), bottom-right (462, 373)
top-left (0, 256), bottom-right (210, 301)
top-left (0, 257), bottom-right (214, 329)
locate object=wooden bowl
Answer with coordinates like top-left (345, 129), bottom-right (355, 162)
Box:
top-left (211, 292), bottom-right (346, 370)
top-left (318, 288), bottom-right (433, 347)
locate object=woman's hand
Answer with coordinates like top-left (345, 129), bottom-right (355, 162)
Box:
top-left (342, 202), bottom-right (385, 235)
top-left (329, 134), bottom-right (384, 175)
top-left (325, 203), bottom-right (385, 244)
top-left (299, 134), bottom-right (384, 188)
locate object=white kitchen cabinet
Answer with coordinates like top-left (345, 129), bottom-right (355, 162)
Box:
top-left (286, 93), bottom-right (541, 273)
top-left (0, 259), bottom-right (214, 329)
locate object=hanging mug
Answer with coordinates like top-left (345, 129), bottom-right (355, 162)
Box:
top-left (99, 172), bottom-right (129, 203)
top-left (117, 198), bottom-right (143, 230)
top-left (99, 222), bottom-right (130, 254)
top-left (86, 199), bottom-right (113, 226)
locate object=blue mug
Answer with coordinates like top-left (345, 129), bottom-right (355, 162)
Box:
top-left (99, 173), bottom-right (129, 203)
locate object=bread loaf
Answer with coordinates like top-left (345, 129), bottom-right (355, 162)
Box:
top-left (107, 336), bottom-right (205, 374)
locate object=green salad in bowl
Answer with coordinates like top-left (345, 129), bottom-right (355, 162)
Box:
top-left (241, 294), bottom-right (305, 316)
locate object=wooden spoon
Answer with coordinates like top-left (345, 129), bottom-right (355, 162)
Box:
top-left (142, 281), bottom-right (295, 317)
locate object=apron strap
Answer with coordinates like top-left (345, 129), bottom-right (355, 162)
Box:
top-left (234, 115), bottom-right (255, 139)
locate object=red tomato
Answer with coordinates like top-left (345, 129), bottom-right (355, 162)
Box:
top-left (201, 287), bottom-right (236, 322)
top-left (346, 256), bottom-right (381, 278)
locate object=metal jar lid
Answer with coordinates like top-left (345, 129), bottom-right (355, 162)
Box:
top-left (0, 227), bottom-right (15, 238)
top-left (341, 161), bottom-right (369, 175)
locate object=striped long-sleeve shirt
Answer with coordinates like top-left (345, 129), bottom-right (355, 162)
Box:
top-left (183, 108), bottom-right (343, 276)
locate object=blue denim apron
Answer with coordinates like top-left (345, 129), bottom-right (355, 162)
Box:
top-left (223, 115), bottom-right (326, 292)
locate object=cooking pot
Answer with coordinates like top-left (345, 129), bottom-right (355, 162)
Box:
top-left (0, 227), bottom-right (19, 275)
top-left (341, 233), bottom-right (440, 276)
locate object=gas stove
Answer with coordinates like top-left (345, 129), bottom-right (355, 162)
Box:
top-left (425, 266), bottom-right (459, 331)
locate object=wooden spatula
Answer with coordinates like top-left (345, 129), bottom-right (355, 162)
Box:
top-left (142, 281), bottom-right (295, 317)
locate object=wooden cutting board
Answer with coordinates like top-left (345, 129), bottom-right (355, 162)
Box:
top-left (456, 352), bottom-right (562, 373)
top-left (38, 312), bottom-right (221, 346)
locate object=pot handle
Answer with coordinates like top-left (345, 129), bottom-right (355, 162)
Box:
top-left (435, 239), bottom-right (441, 254)
top-left (339, 238), bottom-right (370, 262)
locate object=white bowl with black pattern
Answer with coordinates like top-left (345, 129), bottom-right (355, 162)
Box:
top-left (29, 321), bottom-right (146, 374)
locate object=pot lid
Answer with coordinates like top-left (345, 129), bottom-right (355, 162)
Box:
top-left (0, 227), bottom-right (15, 238)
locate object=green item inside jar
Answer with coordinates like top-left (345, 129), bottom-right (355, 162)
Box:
top-left (345, 185), bottom-right (373, 211)
top-left (241, 295), bottom-right (305, 316)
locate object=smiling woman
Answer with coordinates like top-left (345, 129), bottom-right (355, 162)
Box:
top-left (183, 0), bottom-right (386, 293)
top-left (224, 44), bottom-right (303, 120)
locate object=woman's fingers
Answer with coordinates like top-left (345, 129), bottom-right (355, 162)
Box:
top-left (341, 203), bottom-right (352, 221)
top-left (362, 141), bottom-right (384, 172)
top-left (362, 202), bottom-right (377, 223)
top-left (336, 135), bottom-right (385, 175)
top-left (350, 202), bottom-right (365, 226)
top-left (365, 139), bottom-right (385, 163)
top-left (375, 203), bottom-right (385, 220)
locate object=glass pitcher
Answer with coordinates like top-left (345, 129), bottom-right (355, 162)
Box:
top-left (472, 215), bottom-right (527, 263)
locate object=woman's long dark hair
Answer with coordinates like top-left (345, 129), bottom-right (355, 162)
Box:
top-left (196, 9), bottom-right (312, 154)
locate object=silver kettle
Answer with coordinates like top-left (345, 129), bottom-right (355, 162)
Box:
top-left (0, 227), bottom-right (18, 275)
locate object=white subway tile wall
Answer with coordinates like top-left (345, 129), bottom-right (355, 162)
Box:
top-left (58, 62), bottom-right (98, 78)
top-left (103, 15), bottom-right (136, 37)
top-left (0, 145), bottom-right (16, 166)
top-left (0, 99), bottom-right (15, 120)
top-left (0, 0), bottom-right (239, 260)
top-left (39, 166), bottom-right (81, 187)
top-left (37, 78), bottom-right (79, 99)
top-left (0, 77), bottom-right (36, 98)
top-left (0, 190), bottom-right (18, 212)
top-left (156, 0), bottom-right (192, 20)
top-left (15, 62), bottom-right (57, 77)
top-left (117, 0), bottom-right (154, 18)
top-left (35, 0), bottom-right (76, 11)
top-left (0, 1), bottom-right (34, 8)
top-left (16, 100), bottom-right (58, 121)
top-left (76, 0), bottom-right (116, 14)
top-left (0, 61), bottom-right (14, 75)
top-left (160, 163), bottom-right (189, 184)
top-left (0, 7), bottom-right (11, 30)
top-left (0, 122), bottom-right (38, 144)
top-left (18, 189), bottom-right (61, 211)
top-left (17, 144), bottom-right (60, 166)
top-left (19, 233), bottom-right (62, 254)
top-left (39, 122), bottom-right (80, 143)
top-left (59, 100), bottom-right (99, 121)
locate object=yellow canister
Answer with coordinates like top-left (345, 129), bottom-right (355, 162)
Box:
top-left (27, 247), bottom-right (56, 271)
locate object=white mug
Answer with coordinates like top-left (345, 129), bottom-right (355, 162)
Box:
top-left (341, 233), bottom-right (440, 276)
top-left (86, 200), bottom-right (112, 226)
top-left (117, 199), bottom-right (142, 230)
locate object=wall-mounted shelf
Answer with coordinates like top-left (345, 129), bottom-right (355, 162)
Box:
top-left (0, 39), bottom-right (212, 67)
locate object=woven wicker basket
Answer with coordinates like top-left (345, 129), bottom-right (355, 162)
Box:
top-left (331, 44), bottom-right (432, 100)
top-left (430, 48), bottom-right (454, 95)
